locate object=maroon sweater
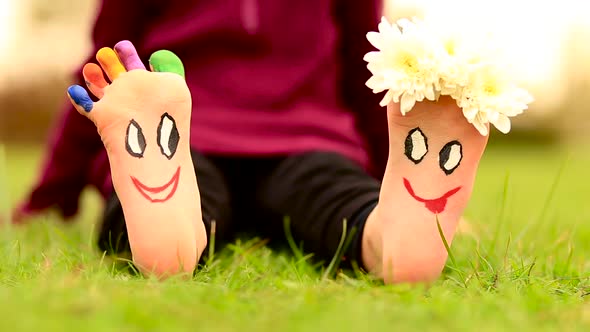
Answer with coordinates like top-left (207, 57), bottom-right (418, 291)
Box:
top-left (19, 0), bottom-right (388, 218)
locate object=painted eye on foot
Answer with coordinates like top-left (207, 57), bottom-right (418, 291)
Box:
top-left (439, 141), bottom-right (462, 175)
top-left (404, 128), bottom-right (428, 164)
top-left (157, 113), bottom-right (180, 160)
top-left (126, 120), bottom-right (147, 158)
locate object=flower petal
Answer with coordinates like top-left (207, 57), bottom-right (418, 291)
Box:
top-left (462, 106), bottom-right (478, 120)
top-left (363, 51), bottom-right (381, 63)
top-left (424, 86), bottom-right (435, 101)
top-left (473, 118), bottom-right (489, 136)
top-left (400, 92), bottom-right (417, 115)
top-left (366, 76), bottom-right (387, 93)
top-left (379, 89), bottom-right (394, 107)
top-left (491, 114), bottom-right (511, 134)
top-left (366, 32), bottom-right (383, 50)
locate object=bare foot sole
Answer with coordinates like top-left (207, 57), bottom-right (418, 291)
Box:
top-left (67, 41), bottom-right (206, 278)
top-left (362, 97), bottom-right (488, 283)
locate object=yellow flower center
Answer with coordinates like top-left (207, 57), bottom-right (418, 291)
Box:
top-left (478, 69), bottom-right (503, 96)
top-left (444, 39), bottom-right (456, 56)
top-left (484, 84), bottom-right (498, 95)
top-left (396, 51), bottom-right (419, 75)
top-left (482, 76), bottom-right (501, 96)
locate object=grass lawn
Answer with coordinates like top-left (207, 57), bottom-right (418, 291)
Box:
top-left (1, 141), bottom-right (589, 331)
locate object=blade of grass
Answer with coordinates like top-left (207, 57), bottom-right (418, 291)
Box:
top-left (514, 155), bottom-right (568, 245)
top-left (436, 215), bottom-right (468, 288)
top-left (489, 172), bottom-right (510, 253)
top-left (322, 219), bottom-right (355, 280)
top-left (557, 244), bottom-right (574, 278)
top-left (436, 215), bottom-right (456, 266)
top-left (283, 216), bottom-right (304, 261)
top-left (536, 155), bottom-right (569, 225)
top-left (0, 145), bottom-right (10, 224)
top-left (207, 220), bottom-right (217, 264)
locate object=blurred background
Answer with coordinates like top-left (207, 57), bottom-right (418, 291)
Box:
top-left (1, 0), bottom-right (589, 144)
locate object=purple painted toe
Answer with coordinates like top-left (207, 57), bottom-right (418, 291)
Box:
top-left (114, 40), bottom-right (146, 71)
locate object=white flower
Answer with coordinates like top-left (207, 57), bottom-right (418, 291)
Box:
top-left (364, 17), bottom-right (444, 114)
top-left (364, 16), bottom-right (534, 136)
top-left (457, 64), bottom-right (534, 135)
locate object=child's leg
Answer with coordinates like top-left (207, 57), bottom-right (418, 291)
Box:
top-left (361, 97), bottom-right (488, 283)
top-left (67, 41), bottom-right (207, 278)
top-left (255, 152), bottom-right (380, 265)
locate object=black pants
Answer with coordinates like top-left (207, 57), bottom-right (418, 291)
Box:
top-left (99, 151), bottom-right (380, 267)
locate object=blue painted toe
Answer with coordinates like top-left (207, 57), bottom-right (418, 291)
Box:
top-left (67, 85), bottom-right (93, 112)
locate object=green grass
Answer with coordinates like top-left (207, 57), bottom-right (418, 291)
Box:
top-left (1, 142), bottom-right (589, 331)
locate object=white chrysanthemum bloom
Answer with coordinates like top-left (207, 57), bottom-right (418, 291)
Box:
top-left (364, 16), bottom-right (534, 136)
top-left (437, 39), bottom-right (470, 98)
top-left (364, 17), bottom-right (445, 114)
top-left (456, 64), bottom-right (534, 135)
top-left (419, 20), bottom-right (468, 98)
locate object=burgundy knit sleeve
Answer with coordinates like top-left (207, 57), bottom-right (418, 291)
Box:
top-left (15, 0), bottom-right (151, 220)
top-left (333, 0), bottom-right (388, 180)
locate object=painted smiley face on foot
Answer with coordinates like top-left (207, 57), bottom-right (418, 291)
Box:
top-left (131, 166), bottom-right (181, 203)
top-left (403, 127), bottom-right (463, 214)
top-left (125, 113), bottom-right (181, 203)
top-left (403, 178), bottom-right (461, 214)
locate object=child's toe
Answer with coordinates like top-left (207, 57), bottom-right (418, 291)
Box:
top-left (67, 85), bottom-right (94, 114)
top-left (148, 50), bottom-right (185, 78)
top-left (96, 47), bottom-right (126, 81)
top-left (114, 40), bottom-right (146, 71)
top-left (83, 63), bottom-right (108, 99)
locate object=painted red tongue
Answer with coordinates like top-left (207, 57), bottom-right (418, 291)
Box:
top-left (424, 197), bottom-right (448, 214)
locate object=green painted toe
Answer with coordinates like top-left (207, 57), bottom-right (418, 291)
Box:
top-left (149, 50), bottom-right (185, 78)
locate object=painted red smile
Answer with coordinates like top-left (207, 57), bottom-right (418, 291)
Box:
top-left (131, 166), bottom-right (181, 203)
top-left (403, 178), bottom-right (461, 214)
